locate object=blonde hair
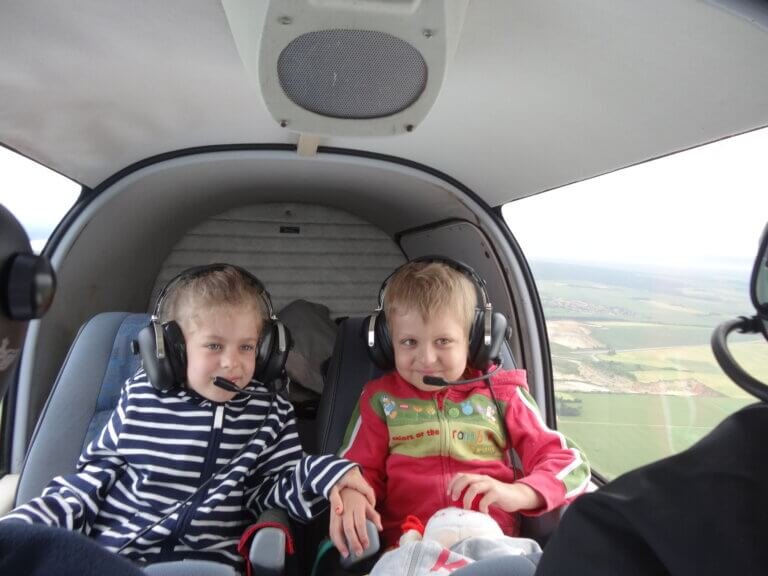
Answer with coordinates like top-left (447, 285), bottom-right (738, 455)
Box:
top-left (157, 265), bottom-right (267, 333)
top-left (383, 261), bottom-right (477, 335)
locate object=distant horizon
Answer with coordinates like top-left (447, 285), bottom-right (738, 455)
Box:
top-left (526, 256), bottom-right (753, 279)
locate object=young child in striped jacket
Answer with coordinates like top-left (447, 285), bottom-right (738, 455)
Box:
top-left (2, 264), bottom-right (375, 571)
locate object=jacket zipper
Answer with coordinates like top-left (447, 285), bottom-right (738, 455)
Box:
top-left (433, 391), bottom-right (451, 508)
top-left (162, 404), bottom-right (225, 553)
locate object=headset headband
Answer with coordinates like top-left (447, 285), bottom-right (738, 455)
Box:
top-left (153, 263), bottom-right (277, 322)
top-left (376, 255), bottom-right (491, 311)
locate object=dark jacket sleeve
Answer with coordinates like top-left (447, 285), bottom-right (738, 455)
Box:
top-left (535, 489), bottom-right (669, 576)
top-left (244, 394), bottom-right (356, 522)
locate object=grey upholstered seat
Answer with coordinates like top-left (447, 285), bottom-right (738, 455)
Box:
top-left (17, 312), bottom-right (149, 505)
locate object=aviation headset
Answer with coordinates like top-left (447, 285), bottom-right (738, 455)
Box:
top-left (136, 263), bottom-right (290, 393)
top-left (365, 256), bottom-right (508, 372)
top-left (0, 205), bottom-right (56, 400)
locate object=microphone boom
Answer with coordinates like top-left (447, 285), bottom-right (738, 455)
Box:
top-left (213, 377), bottom-right (273, 397)
top-left (422, 362), bottom-right (502, 386)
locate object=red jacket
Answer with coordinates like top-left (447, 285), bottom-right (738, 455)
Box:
top-left (339, 369), bottom-right (590, 547)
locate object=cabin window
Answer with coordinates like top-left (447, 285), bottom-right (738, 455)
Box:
top-left (0, 147), bottom-right (80, 253)
top-left (503, 128), bottom-right (768, 480)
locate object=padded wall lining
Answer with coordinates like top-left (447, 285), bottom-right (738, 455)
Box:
top-left (151, 203), bottom-right (406, 317)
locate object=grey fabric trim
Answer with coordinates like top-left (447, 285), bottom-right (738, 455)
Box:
top-left (143, 560), bottom-right (237, 576)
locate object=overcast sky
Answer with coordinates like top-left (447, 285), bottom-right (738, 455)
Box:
top-left (1, 127), bottom-right (767, 267)
top-left (0, 148), bottom-right (80, 251)
top-left (503, 127), bottom-right (768, 273)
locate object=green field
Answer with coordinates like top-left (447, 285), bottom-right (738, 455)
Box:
top-left (607, 341), bottom-right (767, 397)
top-left (557, 392), bottom-right (753, 479)
top-left (534, 262), bottom-right (749, 328)
top-left (554, 340), bottom-right (766, 397)
top-left (588, 322), bottom-right (714, 350)
top-left (532, 261), bottom-right (766, 480)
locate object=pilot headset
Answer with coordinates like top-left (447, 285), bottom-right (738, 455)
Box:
top-left (364, 256), bottom-right (508, 372)
top-left (136, 263), bottom-right (290, 392)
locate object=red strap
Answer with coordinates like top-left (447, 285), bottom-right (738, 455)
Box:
top-left (400, 514), bottom-right (425, 536)
top-left (238, 521), bottom-right (295, 576)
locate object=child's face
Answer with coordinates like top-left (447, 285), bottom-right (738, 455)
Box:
top-left (182, 303), bottom-right (261, 403)
top-left (389, 307), bottom-right (469, 392)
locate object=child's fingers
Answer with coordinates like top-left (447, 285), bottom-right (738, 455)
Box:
top-left (462, 479), bottom-right (490, 510)
top-left (354, 501), bottom-right (370, 551)
top-left (353, 477), bottom-right (376, 507)
top-left (340, 469), bottom-right (377, 507)
top-left (478, 492), bottom-right (495, 514)
top-left (343, 507), bottom-right (365, 556)
top-left (360, 483), bottom-right (376, 507)
top-left (329, 511), bottom-right (349, 558)
top-left (447, 473), bottom-right (468, 500)
top-left (365, 502), bottom-right (383, 531)
top-left (462, 484), bottom-right (478, 509)
top-left (329, 486), bottom-right (343, 515)
top-left (448, 472), bottom-right (481, 501)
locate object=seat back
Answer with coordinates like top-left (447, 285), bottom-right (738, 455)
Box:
top-left (313, 317), bottom-right (385, 455)
top-left (16, 312), bottom-right (148, 505)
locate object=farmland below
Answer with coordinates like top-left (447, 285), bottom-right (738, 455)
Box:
top-left (532, 261), bottom-right (766, 479)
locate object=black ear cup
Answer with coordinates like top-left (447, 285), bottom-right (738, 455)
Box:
top-left (468, 311), bottom-right (508, 371)
top-left (364, 310), bottom-right (395, 370)
top-left (162, 321), bottom-right (188, 386)
top-left (2, 253), bottom-right (56, 321)
top-left (137, 320), bottom-right (187, 392)
top-left (255, 320), bottom-right (292, 384)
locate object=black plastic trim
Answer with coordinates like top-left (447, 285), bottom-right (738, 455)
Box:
top-left (0, 361), bottom-right (20, 477)
top-left (489, 204), bottom-right (557, 427)
top-left (43, 187), bottom-right (93, 257)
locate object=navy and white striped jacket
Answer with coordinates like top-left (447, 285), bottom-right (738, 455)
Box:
top-left (2, 370), bottom-right (356, 569)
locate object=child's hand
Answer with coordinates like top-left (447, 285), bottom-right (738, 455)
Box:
top-left (447, 472), bottom-right (545, 514)
top-left (329, 487), bottom-right (383, 559)
top-left (328, 466), bottom-right (376, 515)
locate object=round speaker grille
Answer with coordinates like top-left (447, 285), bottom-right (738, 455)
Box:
top-left (277, 29), bottom-right (428, 120)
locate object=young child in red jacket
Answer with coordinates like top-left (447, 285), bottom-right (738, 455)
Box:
top-left (329, 259), bottom-right (590, 558)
